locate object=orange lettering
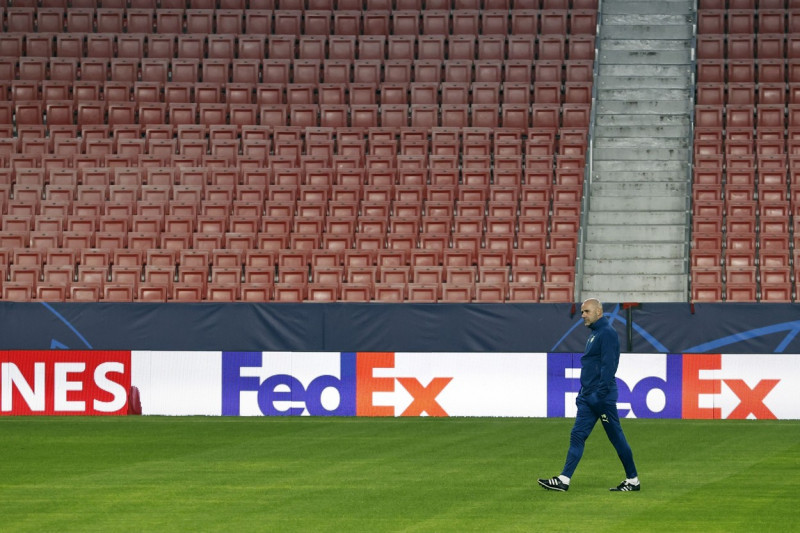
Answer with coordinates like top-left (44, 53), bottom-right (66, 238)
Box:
top-left (356, 352), bottom-right (394, 416)
top-left (725, 379), bottom-right (779, 419)
top-left (397, 377), bottom-right (452, 417)
top-left (682, 354), bottom-right (722, 419)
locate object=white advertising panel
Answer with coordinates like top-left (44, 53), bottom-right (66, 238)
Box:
top-left (116, 351), bottom-right (800, 419)
top-left (392, 352), bottom-right (548, 417)
top-left (132, 351), bottom-right (222, 416)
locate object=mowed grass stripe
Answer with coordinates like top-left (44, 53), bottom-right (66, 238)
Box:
top-left (0, 417), bottom-right (797, 532)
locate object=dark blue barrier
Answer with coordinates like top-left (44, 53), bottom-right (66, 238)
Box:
top-left (2, 301), bottom-right (799, 354)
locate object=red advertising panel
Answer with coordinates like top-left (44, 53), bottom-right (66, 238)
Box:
top-left (1, 351), bottom-right (131, 416)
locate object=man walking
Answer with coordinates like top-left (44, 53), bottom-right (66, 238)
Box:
top-left (538, 298), bottom-right (640, 492)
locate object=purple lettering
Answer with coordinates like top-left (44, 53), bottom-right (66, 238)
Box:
top-left (547, 353), bottom-right (581, 417)
top-left (221, 352), bottom-right (262, 416)
top-left (222, 352), bottom-right (357, 416)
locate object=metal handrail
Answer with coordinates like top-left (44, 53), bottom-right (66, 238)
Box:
top-left (686, 0), bottom-right (699, 302)
top-left (575, 0), bottom-right (603, 303)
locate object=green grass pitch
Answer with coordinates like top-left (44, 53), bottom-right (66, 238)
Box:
top-left (0, 417), bottom-right (797, 532)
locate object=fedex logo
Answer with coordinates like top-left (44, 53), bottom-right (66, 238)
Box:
top-left (682, 353), bottom-right (779, 420)
top-left (221, 352), bottom-right (453, 417)
top-left (547, 353), bottom-right (683, 419)
top-left (547, 353), bottom-right (781, 419)
top-left (0, 351), bottom-right (130, 416)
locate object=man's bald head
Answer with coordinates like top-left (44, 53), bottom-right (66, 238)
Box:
top-left (580, 298), bottom-right (604, 326)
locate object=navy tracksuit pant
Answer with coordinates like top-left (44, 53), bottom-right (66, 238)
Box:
top-left (561, 388), bottom-right (638, 479)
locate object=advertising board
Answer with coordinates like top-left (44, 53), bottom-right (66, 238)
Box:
top-left (2, 351), bottom-right (796, 419)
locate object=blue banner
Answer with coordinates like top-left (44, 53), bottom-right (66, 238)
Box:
top-left (2, 301), bottom-right (800, 354)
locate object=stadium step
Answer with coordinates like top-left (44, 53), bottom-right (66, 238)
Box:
top-left (591, 159), bottom-right (688, 173)
top-left (600, 24), bottom-right (693, 41)
top-left (602, 39), bottom-right (692, 52)
top-left (577, 285), bottom-right (689, 303)
top-left (584, 242), bottom-right (686, 261)
top-left (594, 125), bottom-right (691, 140)
top-left (582, 258), bottom-right (686, 276)
top-left (588, 211), bottom-right (686, 226)
top-left (597, 88), bottom-right (692, 102)
top-left (596, 99), bottom-right (692, 115)
top-left (601, 14), bottom-right (694, 40)
top-left (598, 63), bottom-right (692, 78)
top-left (598, 75), bottom-right (692, 90)
top-left (594, 146), bottom-right (691, 162)
top-left (583, 274), bottom-right (687, 294)
top-left (591, 180), bottom-right (688, 196)
top-left (602, 14), bottom-right (691, 27)
top-left (590, 195), bottom-right (687, 212)
top-left (592, 133), bottom-right (692, 168)
top-left (595, 113), bottom-right (690, 127)
top-left (591, 171), bottom-right (687, 184)
top-left (587, 224), bottom-right (686, 243)
top-left (600, 49), bottom-right (692, 66)
top-left (603, 0), bottom-right (693, 16)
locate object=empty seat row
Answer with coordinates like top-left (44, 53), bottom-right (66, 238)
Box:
top-left (4, 99), bottom-right (590, 125)
top-left (0, 139), bottom-right (587, 168)
top-left (1, 279), bottom-right (578, 303)
top-left (696, 81), bottom-right (800, 105)
top-left (0, 123), bottom-right (582, 148)
top-left (698, 8), bottom-right (800, 34)
top-left (0, 185), bottom-right (579, 212)
top-left (697, 60), bottom-right (800, 86)
top-left (698, 35), bottom-right (800, 61)
top-left (2, 229), bottom-right (575, 257)
top-left (690, 282), bottom-right (793, 303)
top-left (0, 227), bottom-right (580, 256)
top-left (2, 103), bottom-right (590, 133)
top-left (0, 190), bottom-right (579, 224)
top-left (0, 145), bottom-right (586, 173)
top-left (0, 32), bottom-right (595, 61)
top-left (0, 8), bottom-right (597, 36)
top-left (0, 232), bottom-right (577, 265)
top-left (0, 250), bottom-right (565, 279)
top-left (0, 150), bottom-right (585, 176)
top-left (0, 58), bottom-right (592, 86)
top-left (698, 7), bottom-right (800, 34)
top-left (699, 0), bottom-right (800, 8)
top-left (1, 212), bottom-right (578, 235)
top-left (0, 161), bottom-right (585, 191)
top-left (0, 142), bottom-right (587, 179)
top-left (1, 0), bottom-right (597, 13)
top-left (3, 81), bottom-right (593, 109)
top-left (695, 104), bottom-right (800, 130)
top-left (0, 245), bottom-right (554, 270)
top-left (0, 57), bottom-right (592, 86)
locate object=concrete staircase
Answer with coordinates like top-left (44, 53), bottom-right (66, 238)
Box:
top-left (579, 0), bottom-right (694, 303)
